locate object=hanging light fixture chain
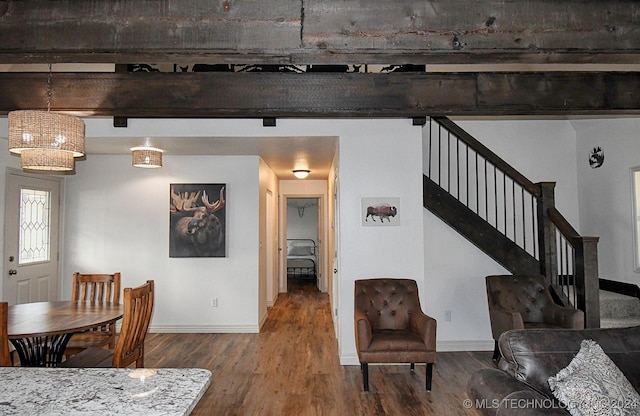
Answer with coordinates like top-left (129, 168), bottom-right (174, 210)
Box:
top-left (46, 63), bottom-right (53, 112)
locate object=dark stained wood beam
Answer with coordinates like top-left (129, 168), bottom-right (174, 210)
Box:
top-left (0, 72), bottom-right (638, 117)
top-left (0, 0), bottom-right (639, 65)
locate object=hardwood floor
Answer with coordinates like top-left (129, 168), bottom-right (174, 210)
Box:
top-left (144, 279), bottom-right (492, 415)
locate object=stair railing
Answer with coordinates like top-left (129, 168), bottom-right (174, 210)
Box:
top-left (547, 207), bottom-right (600, 328)
top-left (426, 116), bottom-right (600, 327)
top-left (426, 117), bottom-right (540, 260)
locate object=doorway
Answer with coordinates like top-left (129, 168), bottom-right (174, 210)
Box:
top-left (3, 171), bottom-right (62, 304)
top-left (285, 197), bottom-right (320, 293)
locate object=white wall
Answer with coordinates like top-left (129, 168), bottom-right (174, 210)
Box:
top-left (259, 158), bottom-right (279, 320)
top-left (453, 118), bottom-right (581, 227)
top-left (337, 120), bottom-right (425, 364)
top-left (1, 115), bottom-right (600, 362)
top-left (572, 118), bottom-right (640, 285)
top-left (63, 154), bottom-right (262, 332)
top-left (286, 198), bottom-right (319, 241)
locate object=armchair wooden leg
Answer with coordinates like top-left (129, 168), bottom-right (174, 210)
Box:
top-left (426, 363), bottom-right (433, 391)
top-left (361, 363), bottom-right (369, 392)
top-left (492, 340), bottom-right (500, 362)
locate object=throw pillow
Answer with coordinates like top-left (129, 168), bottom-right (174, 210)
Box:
top-left (548, 339), bottom-right (640, 416)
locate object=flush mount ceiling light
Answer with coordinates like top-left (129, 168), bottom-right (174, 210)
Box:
top-left (131, 147), bottom-right (163, 168)
top-left (293, 169), bottom-right (310, 179)
top-left (7, 65), bottom-right (85, 172)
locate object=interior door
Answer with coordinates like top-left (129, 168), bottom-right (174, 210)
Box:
top-left (266, 190), bottom-right (277, 306)
top-left (4, 172), bottom-right (61, 304)
top-left (332, 173), bottom-right (340, 337)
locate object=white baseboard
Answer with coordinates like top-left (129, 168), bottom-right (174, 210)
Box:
top-left (436, 340), bottom-right (494, 352)
top-left (258, 311), bottom-right (268, 329)
top-left (148, 324), bottom-right (260, 334)
top-left (340, 353), bottom-right (360, 366)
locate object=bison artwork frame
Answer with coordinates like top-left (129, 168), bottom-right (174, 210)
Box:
top-left (170, 183), bottom-right (227, 257)
top-left (361, 197), bottom-right (400, 226)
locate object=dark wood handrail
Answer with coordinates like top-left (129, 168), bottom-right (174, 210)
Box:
top-left (548, 207), bottom-right (580, 238)
top-left (431, 116), bottom-right (541, 197)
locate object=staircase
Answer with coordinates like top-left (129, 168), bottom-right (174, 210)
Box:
top-left (423, 116), bottom-right (601, 327)
top-left (600, 290), bottom-right (640, 328)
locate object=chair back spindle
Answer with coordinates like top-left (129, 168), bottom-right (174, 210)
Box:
top-left (113, 280), bottom-right (154, 368)
top-left (0, 302), bottom-right (11, 367)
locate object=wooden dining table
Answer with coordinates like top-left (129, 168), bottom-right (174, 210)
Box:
top-left (8, 300), bottom-right (123, 367)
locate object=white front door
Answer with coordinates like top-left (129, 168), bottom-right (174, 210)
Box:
top-left (4, 172), bottom-right (61, 304)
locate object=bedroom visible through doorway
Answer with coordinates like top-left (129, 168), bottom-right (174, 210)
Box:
top-left (285, 198), bottom-right (320, 292)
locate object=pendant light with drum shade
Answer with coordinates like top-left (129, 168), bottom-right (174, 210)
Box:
top-left (131, 147), bottom-right (163, 168)
top-left (7, 65), bottom-right (85, 172)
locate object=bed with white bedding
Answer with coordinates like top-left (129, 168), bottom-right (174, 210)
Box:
top-left (286, 239), bottom-right (317, 279)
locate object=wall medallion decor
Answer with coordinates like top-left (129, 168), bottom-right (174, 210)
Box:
top-left (169, 183), bottom-right (226, 257)
top-left (589, 146), bottom-right (604, 169)
top-left (361, 197), bottom-right (400, 226)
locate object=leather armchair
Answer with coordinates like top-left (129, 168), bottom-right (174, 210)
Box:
top-left (485, 274), bottom-right (584, 362)
top-left (354, 278), bottom-right (437, 391)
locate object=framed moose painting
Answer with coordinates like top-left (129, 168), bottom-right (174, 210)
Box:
top-left (169, 183), bottom-right (227, 257)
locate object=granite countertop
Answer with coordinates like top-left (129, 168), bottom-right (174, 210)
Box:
top-left (0, 367), bottom-right (211, 416)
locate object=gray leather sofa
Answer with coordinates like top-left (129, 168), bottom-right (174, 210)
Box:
top-left (468, 326), bottom-right (640, 415)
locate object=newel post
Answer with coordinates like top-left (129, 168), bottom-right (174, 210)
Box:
top-left (536, 182), bottom-right (557, 284)
top-left (574, 236), bottom-right (601, 328)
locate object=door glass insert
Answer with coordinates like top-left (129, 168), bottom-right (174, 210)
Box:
top-left (19, 188), bottom-right (51, 264)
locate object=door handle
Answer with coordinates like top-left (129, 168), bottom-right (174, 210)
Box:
top-left (8, 269), bottom-right (17, 275)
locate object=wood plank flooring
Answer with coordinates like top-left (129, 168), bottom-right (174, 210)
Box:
top-left (144, 280), bottom-right (492, 415)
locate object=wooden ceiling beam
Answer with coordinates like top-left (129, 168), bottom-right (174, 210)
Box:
top-left (0, 71), bottom-right (638, 117)
top-left (0, 0), bottom-right (639, 65)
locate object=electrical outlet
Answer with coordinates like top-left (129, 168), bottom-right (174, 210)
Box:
top-left (210, 298), bottom-right (218, 307)
top-left (445, 310), bottom-right (452, 321)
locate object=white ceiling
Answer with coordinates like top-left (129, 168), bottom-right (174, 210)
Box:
top-left (86, 134), bottom-right (338, 180)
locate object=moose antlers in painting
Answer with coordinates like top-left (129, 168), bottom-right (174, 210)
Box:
top-left (170, 184), bottom-right (226, 257)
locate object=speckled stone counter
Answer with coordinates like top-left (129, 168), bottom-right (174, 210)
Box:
top-left (0, 367), bottom-right (211, 415)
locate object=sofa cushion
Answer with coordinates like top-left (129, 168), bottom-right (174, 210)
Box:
top-left (548, 339), bottom-right (640, 416)
top-left (499, 326), bottom-right (640, 398)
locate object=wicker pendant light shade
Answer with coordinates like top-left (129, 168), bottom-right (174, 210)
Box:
top-left (20, 148), bottom-right (75, 171)
top-left (132, 147), bottom-right (163, 168)
top-left (7, 64), bottom-right (86, 172)
top-left (8, 110), bottom-right (85, 157)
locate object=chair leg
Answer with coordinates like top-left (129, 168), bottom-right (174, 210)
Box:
top-left (426, 363), bottom-right (433, 391)
top-left (492, 340), bottom-right (500, 362)
top-left (361, 362), bottom-right (369, 392)
top-left (410, 363), bottom-right (415, 372)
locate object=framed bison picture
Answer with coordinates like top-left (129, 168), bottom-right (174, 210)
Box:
top-left (361, 197), bottom-right (400, 226)
top-left (169, 183), bottom-right (227, 257)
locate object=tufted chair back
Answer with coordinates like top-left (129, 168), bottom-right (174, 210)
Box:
top-left (354, 278), bottom-right (421, 331)
top-left (485, 274), bottom-right (584, 362)
top-left (487, 274), bottom-right (553, 325)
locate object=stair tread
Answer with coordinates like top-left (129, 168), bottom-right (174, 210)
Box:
top-left (600, 290), bottom-right (640, 320)
top-left (600, 317), bottom-right (640, 329)
top-left (600, 290), bottom-right (636, 300)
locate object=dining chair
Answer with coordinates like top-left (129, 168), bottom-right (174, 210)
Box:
top-left (1, 302), bottom-right (12, 367)
top-left (62, 280), bottom-right (155, 369)
top-left (64, 272), bottom-right (121, 356)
